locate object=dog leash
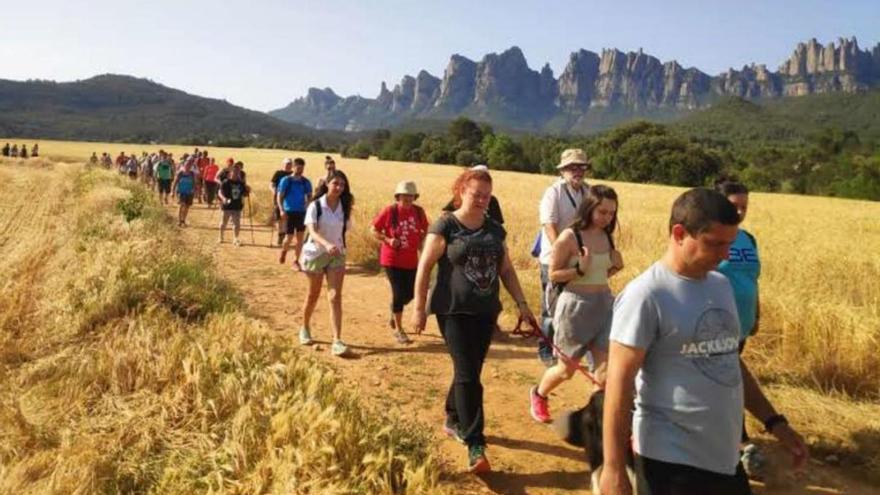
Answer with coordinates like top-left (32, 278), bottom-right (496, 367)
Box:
top-left (511, 314), bottom-right (603, 388)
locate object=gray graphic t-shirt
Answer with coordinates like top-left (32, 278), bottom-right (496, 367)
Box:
top-left (610, 261), bottom-right (743, 475)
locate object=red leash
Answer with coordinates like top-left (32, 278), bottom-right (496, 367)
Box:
top-left (510, 315), bottom-right (603, 388)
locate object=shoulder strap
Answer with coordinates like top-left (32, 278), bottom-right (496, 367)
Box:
top-left (743, 230), bottom-right (757, 249)
top-left (562, 184), bottom-right (579, 209)
top-left (571, 227), bottom-right (584, 251)
top-left (314, 198), bottom-right (322, 221)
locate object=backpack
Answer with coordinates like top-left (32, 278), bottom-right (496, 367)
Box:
top-left (307, 199), bottom-right (348, 248)
top-left (543, 228), bottom-right (585, 317)
top-left (390, 204), bottom-right (426, 230)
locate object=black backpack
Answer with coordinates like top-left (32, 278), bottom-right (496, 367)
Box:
top-left (308, 199), bottom-right (348, 248)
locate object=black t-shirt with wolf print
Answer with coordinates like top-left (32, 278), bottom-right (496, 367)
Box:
top-left (428, 212), bottom-right (506, 317)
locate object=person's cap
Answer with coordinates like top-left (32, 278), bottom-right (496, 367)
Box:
top-left (471, 164), bottom-right (489, 171)
top-left (283, 157), bottom-right (293, 166)
top-left (557, 148), bottom-right (591, 169)
top-left (394, 180), bottom-right (419, 199)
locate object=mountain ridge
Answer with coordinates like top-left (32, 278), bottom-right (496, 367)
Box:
top-left (270, 36), bottom-right (880, 133)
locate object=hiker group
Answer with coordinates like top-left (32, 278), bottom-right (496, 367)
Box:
top-left (102, 146), bottom-right (807, 493)
top-left (2, 143), bottom-right (39, 158)
top-left (259, 149), bottom-right (806, 494)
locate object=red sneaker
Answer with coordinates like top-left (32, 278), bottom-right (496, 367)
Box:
top-left (529, 386), bottom-right (552, 423)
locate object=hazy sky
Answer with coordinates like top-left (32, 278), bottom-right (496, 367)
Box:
top-left (4, 0), bottom-right (878, 111)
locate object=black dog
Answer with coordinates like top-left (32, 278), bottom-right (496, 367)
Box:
top-left (552, 390), bottom-right (635, 493)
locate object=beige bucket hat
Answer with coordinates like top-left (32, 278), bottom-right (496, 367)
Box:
top-left (394, 180), bottom-right (419, 199)
top-left (557, 148), bottom-right (591, 169)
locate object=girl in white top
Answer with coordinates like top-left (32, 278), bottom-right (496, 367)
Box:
top-left (299, 170), bottom-right (354, 357)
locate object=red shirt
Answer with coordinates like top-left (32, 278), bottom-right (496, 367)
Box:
top-left (204, 164), bottom-right (219, 182)
top-left (372, 204), bottom-right (428, 269)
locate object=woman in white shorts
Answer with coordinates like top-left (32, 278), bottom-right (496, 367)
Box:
top-left (298, 170), bottom-right (354, 357)
top-left (529, 185), bottom-right (623, 423)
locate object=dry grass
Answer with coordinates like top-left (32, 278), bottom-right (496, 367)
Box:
top-left (5, 139), bottom-right (880, 481)
top-left (0, 157), bottom-right (443, 494)
top-left (22, 138), bottom-right (879, 399)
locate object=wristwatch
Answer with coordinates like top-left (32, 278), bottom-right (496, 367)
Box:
top-left (763, 414), bottom-right (788, 433)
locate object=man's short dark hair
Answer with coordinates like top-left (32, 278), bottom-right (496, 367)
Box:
top-left (294, 157), bottom-right (305, 166)
top-left (669, 188), bottom-right (739, 235)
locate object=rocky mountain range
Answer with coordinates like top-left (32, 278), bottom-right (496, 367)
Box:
top-left (270, 37), bottom-right (880, 134)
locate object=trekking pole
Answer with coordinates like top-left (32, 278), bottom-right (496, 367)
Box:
top-left (246, 195), bottom-right (256, 245)
top-left (511, 315), bottom-right (603, 388)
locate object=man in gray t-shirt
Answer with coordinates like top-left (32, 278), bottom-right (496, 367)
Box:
top-left (601, 188), bottom-right (808, 495)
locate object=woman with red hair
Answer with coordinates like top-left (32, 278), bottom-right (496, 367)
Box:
top-left (413, 169), bottom-right (537, 473)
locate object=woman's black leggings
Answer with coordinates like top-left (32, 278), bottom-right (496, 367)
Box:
top-left (384, 267), bottom-right (416, 313)
top-left (437, 313), bottom-right (494, 447)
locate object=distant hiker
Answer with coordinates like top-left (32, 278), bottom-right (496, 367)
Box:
top-left (314, 155), bottom-right (337, 190)
top-left (141, 153), bottom-right (156, 189)
top-left (1, 143), bottom-right (8, 157)
top-left (529, 185), bottom-right (623, 424)
top-left (217, 157), bottom-right (247, 184)
top-left (218, 163), bottom-right (247, 246)
top-left (536, 149), bottom-right (590, 367)
top-left (101, 152), bottom-right (113, 169)
top-left (371, 180), bottom-right (429, 344)
top-left (196, 151), bottom-right (209, 203)
top-left (271, 158), bottom-right (295, 246)
top-left (203, 157), bottom-right (220, 208)
top-left (276, 158), bottom-right (312, 268)
top-left (126, 154), bottom-right (139, 180)
top-left (600, 188), bottom-right (808, 495)
top-left (443, 165), bottom-right (504, 225)
top-left (155, 152), bottom-right (175, 205)
top-left (89, 152), bottom-right (98, 166)
top-left (31, 144), bottom-right (39, 158)
top-left (715, 180), bottom-right (765, 478)
top-left (172, 160), bottom-right (196, 226)
top-left (115, 152), bottom-right (127, 173)
top-left (412, 168), bottom-right (538, 474)
top-left (20, 145), bottom-right (28, 159)
top-left (298, 170), bottom-right (354, 358)
top-left (10, 144), bottom-right (18, 158)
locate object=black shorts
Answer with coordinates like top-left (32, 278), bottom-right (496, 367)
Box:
top-left (283, 211), bottom-right (306, 234)
top-left (158, 178), bottom-right (172, 193)
top-left (634, 455), bottom-right (751, 495)
top-left (179, 193), bottom-right (194, 206)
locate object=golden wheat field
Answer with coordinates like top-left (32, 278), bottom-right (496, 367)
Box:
top-left (32, 138), bottom-right (880, 399)
top-left (0, 156), bottom-right (444, 493)
top-left (3, 139), bottom-right (880, 491)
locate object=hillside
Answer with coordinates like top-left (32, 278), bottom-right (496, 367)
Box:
top-left (0, 74), bottom-right (345, 146)
top-left (673, 90), bottom-right (880, 146)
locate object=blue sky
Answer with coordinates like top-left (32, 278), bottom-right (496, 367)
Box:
top-left (3, 0), bottom-right (877, 111)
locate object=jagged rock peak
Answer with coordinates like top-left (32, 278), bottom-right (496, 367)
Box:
top-left (437, 54), bottom-right (478, 111)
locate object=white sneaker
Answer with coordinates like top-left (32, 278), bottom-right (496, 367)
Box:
top-left (233, 238), bottom-right (241, 247)
top-left (298, 327), bottom-right (313, 345)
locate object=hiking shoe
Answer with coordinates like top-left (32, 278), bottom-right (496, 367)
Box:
top-left (443, 422), bottom-right (466, 445)
top-left (233, 238), bottom-right (241, 247)
top-left (529, 386), bottom-right (552, 423)
top-left (393, 330), bottom-right (412, 345)
top-left (331, 340), bottom-right (349, 357)
top-left (741, 443), bottom-right (767, 479)
top-left (467, 444), bottom-right (490, 473)
top-left (298, 327), bottom-right (313, 346)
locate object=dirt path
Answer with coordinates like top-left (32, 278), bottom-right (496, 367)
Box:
top-left (176, 201), bottom-right (874, 495)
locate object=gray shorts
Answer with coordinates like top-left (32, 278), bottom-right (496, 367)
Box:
top-left (552, 289), bottom-right (613, 360)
